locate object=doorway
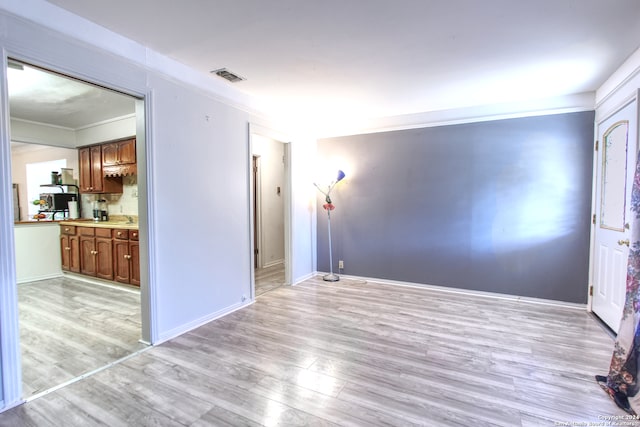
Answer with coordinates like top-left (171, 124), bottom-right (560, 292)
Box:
top-left (7, 60), bottom-right (149, 399)
top-left (592, 98), bottom-right (639, 332)
top-left (250, 129), bottom-right (291, 297)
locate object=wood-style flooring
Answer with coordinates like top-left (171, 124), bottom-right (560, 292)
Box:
top-left (1, 275), bottom-right (627, 426)
top-left (18, 276), bottom-right (146, 398)
top-left (255, 263), bottom-right (285, 296)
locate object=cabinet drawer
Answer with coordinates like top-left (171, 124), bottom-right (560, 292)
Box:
top-left (78, 227), bottom-right (95, 236)
top-left (130, 230), bottom-right (139, 241)
top-left (60, 225), bottom-right (76, 235)
top-left (95, 228), bottom-right (112, 238)
top-left (113, 229), bottom-right (129, 240)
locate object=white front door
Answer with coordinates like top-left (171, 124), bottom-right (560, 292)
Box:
top-left (592, 100), bottom-right (638, 332)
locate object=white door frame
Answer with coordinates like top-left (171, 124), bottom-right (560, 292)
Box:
top-left (0, 51), bottom-right (157, 409)
top-left (253, 154), bottom-right (263, 269)
top-left (589, 90), bottom-right (640, 320)
top-left (248, 124), bottom-right (292, 300)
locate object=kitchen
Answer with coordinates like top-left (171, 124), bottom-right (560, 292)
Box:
top-left (9, 60), bottom-right (147, 397)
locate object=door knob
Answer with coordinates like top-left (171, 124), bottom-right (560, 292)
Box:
top-left (618, 239), bottom-right (630, 247)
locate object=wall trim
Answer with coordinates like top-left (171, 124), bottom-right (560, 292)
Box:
top-left (263, 259), bottom-right (284, 269)
top-left (317, 92), bottom-right (596, 138)
top-left (17, 272), bottom-right (62, 284)
top-left (596, 46), bottom-right (640, 108)
top-left (316, 272), bottom-right (588, 310)
top-left (156, 300), bottom-right (254, 345)
top-left (292, 271), bottom-right (316, 285)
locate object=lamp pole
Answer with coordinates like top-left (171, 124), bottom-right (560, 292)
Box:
top-left (314, 170), bottom-right (345, 282)
top-left (324, 200), bottom-right (339, 281)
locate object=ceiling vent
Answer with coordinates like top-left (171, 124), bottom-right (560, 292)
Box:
top-left (211, 68), bottom-right (245, 83)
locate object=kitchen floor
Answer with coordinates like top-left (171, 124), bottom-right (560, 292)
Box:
top-left (255, 263), bottom-right (285, 296)
top-left (18, 276), bottom-right (146, 397)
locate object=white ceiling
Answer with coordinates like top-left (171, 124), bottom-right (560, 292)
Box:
top-left (22, 1), bottom-right (640, 126)
top-left (8, 62), bottom-right (135, 129)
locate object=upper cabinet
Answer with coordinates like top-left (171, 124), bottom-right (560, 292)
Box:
top-left (102, 138), bottom-right (137, 177)
top-left (103, 138), bottom-right (136, 166)
top-left (79, 144), bottom-right (127, 194)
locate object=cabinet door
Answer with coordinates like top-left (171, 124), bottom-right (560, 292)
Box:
top-left (95, 237), bottom-right (113, 280)
top-left (80, 236), bottom-right (96, 276)
top-left (69, 235), bottom-right (81, 273)
top-left (61, 235), bottom-right (71, 271)
top-left (102, 142), bottom-right (119, 166)
top-left (90, 145), bottom-right (103, 193)
top-left (118, 139), bottom-right (136, 165)
top-left (130, 241), bottom-right (140, 286)
top-left (114, 239), bottom-right (131, 284)
top-left (79, 147), bottom-right (92, 192)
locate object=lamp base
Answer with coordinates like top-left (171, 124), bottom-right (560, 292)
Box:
top-left (323, 273), bottom-right (340, 282)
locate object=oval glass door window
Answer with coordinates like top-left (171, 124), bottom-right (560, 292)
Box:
top-left (601, 121), bottom-right (629, 231)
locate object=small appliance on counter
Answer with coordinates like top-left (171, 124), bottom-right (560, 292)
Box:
top-left (39, 193), bottom-right (76, 219)
top-left (93, 199), bottom-right (109, 222)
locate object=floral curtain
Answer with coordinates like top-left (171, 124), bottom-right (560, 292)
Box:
top-left (597, 150), bottom-right (640, 415)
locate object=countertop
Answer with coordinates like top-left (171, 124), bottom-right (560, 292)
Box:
top-left (16, 218), bottom-right (138, 230)
top-left (60, 219), bottom-right (139, 230)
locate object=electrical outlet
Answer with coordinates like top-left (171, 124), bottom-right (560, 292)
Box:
top-left (338, 260), bottom-right (344, 269)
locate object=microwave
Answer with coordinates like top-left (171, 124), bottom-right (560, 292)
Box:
top-left (40, 193), bottom-right (76, 211)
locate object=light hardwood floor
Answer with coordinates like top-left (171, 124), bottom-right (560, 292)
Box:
top-left (1, 276), bottom-right (627, 426)
top-left (18, 276), bottom-right (146, 397)
top-left (255, 263), bottom-right (285, 296)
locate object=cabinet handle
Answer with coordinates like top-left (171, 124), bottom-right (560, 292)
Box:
top-left (117, 232), bottom-right (122, 236)
top-left (65, 247), bottom-right (71, 251)
top-left (65, 228), bottom-right (69, 232)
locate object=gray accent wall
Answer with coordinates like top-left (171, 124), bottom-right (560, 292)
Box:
top-left (317, 111), bottom-right (595, 303)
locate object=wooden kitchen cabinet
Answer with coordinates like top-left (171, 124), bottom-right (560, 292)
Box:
top-left (61, 224), bottom-right (138, 286)
top-left (113, 228), bottom-right (140, 286)
top-left (78, 145), bottom-right (123, 194)
top-left (78, 227), bottom-right (113, 280)
top-left (130, 230), bottom-right (140, 286)
top-left (102, 138), bottom-right (136, 166)
top-left (60, 225), bottom-right (80, 273)
top-left (79, 233), bottom-right (96, 276)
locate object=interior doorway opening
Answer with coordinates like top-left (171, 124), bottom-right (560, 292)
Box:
top-left (6, 59), bottom-right (149, 399)
top-left (250, 129), bottom-right (291, 298)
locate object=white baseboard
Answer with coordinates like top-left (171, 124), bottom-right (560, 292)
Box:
top-left (262, 259), bottom-right (284, 269)
top-left (292, 271), bottom-right (316, 286)
top-left (156, 299), bottom-right (254, 345)
top-left (17, 272), bottom-right (63, 284)
top-left (61, 272), bottom-right (140, 294)
top-left (315, 271), bottom-right (587, 310)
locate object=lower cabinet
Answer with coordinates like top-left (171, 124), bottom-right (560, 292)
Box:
top-left (60, 225), bottom-right (80, 273)
top-left (113, 229), bottom-right (140, 286)
top-left (79, 227), bottom-right (113, 280)
top-left (61, 224), bottom-right (139, 286)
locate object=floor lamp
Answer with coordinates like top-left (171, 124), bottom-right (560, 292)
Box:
top-left (314, 170), bottom-right (346, 282)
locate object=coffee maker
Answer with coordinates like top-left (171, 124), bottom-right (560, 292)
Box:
top-left (92, 199), bottom-right (109, 221)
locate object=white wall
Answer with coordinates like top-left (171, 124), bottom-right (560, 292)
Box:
top-left (75, 115), bottom-right (136, 146)
top-left (10, 118), bottom-right (75, 147)
top-left (252, 134), bottom-right (285, 267)
top-left (13, 223), bottom-right (61, 283)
